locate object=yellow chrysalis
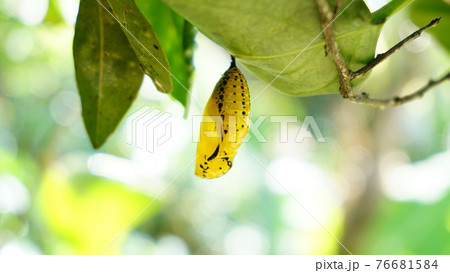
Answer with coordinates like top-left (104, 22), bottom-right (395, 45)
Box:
top-left (195, 57), bottom-right (250, 179)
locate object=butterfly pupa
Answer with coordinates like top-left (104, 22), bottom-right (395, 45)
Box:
top-left (195, 56), bottom-right (250, 179)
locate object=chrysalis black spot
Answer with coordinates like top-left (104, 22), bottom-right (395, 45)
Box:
top-left (207, 145), bottom-right (220, 161)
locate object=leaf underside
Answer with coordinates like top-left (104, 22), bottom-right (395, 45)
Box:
top-left (161, 0), bottom-right (383, 97)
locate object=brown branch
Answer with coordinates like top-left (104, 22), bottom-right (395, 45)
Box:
top-left (349, 72), bottom-right (450, 107)
top-left (350, 18), bottom-right (441, 80)
top-left (314, 0), bottom-right (449, 107)
top-left (333, 0), bottom-right (345, 19)
top-left (315, 0), bottom-right (353, 98)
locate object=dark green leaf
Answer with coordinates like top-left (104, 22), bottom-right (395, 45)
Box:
top-left (409, 0), bottom-right (450, 53)
top-left (161, 0), bottom-right (382, 97)
top-left (73, 0), bottom-right (144, 148)
top-left (136, 0), bottom-right (196, 110)
top-left (371, 0), bottom-right (415, 24)
top-left (107, 0), bottom-right (173, 94)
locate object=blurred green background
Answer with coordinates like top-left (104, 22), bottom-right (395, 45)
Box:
top-left (0, 0), bottom-right (449, 254)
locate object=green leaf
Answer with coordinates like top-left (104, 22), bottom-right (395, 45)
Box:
top-left (107, 0), bottom-right (173, 94)
top-left (161, 0), bottom-right (382, 97)
top-left (371, 0), bottom-right (415, 24)
top-left (73, 0), bottom-right (144, 148)
top-left (409, 0), bottom-right (450, 53)
top-left (136, 0), bottom-right (196, 110)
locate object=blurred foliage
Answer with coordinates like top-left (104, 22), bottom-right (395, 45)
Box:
top-left (409, 0), bottom-right (450, 53)
top-left (38, 169), bottom-right (155, 254)
top-left (357, 194), bottom-right (450, 254)
top-left (0, 0), bottom-right (449, 255)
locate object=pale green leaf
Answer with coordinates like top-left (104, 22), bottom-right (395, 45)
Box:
top-left (161, 0), bottom-right (382, 97)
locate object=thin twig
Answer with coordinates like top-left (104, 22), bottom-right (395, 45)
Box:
top-left (314, 0), bottom-right (449, 107)
top-left (350, 18), bottom-right (441, 80)
top-left (348, 72), bottom-right (450, 107)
